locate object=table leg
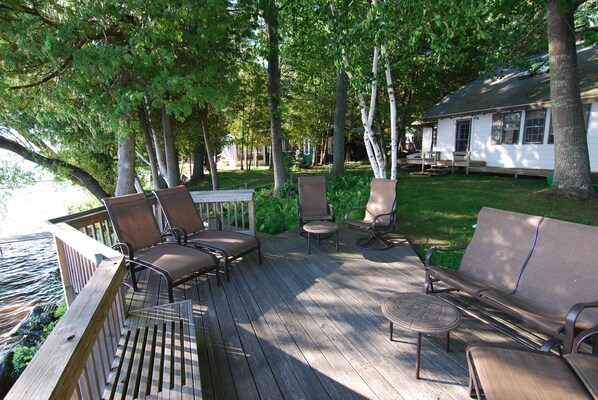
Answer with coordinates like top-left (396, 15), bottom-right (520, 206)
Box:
top-left (446, 331), bottom-right (450, 352)
top-left (415, 332), bottom-right (422, 379)
top-left (389, 322), bottom-right (393, 341)
top-left (308, 232), bottom-right (311, 255)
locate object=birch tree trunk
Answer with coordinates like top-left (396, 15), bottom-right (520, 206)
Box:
top-left (382, 45), bottom-right (398, 180)
top-left (115, 130), bottom-right (136, 196)
top-left (547, 0), bottom-right (593, 198)
top-left (161, 106), bottom-right (180, 187)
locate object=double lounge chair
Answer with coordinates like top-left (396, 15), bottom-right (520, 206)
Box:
top-left (103, 193), bottom-right (220, 303)
top-left (153, 186), bottom-right (261, 282)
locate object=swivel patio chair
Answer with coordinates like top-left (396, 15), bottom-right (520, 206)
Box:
top-left (297, 176), bottom-right (335, 238)
top-left (153, 186), bottom-right (261, 282)
top-left (103, 193), bottom-right (220, 303)
top-left (345, 178), bottom-right (398, 250)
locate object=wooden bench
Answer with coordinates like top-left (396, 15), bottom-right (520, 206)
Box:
top-left (425, 206), bottom-right (598, 353)
top-left (6, 249), bottom-right (202, 399)
top-left (451, 151), bottom-right (470, 174)
top-left (104, 300), bottom-right (201, 399)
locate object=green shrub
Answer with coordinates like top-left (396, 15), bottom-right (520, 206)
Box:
top-left (12, 346), bottom-right (37, 377)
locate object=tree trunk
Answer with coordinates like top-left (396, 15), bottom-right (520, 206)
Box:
top-left (330, 68), bottom-right (347, 178)
top-left (190, 142), bottom-right (205, 182)
top-left (263, 0), bottom-right (285, 195)
top-left (0, 135), bottom-right (109, 200)
top-left (161, 106), bottom-right (180, 187)
top-left (138, 106), bottom-right (164, 189)
top-left (115, 130), bottom-right (136, 196)
top-left (199, 107), bottom-right (219, 190)
top-left (382, 45), bottom-right (398, 180)
top-left (547, 0), bottom-right (593, 198)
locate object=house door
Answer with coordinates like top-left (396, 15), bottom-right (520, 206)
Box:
top-left (455, 120), bottom-right (471, 152)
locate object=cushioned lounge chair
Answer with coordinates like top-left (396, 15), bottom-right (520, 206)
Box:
top-left (345, 178), bottom-right (398, 250)
top-left (466, 327), bottom-right (598, 399)
top-left (153, 186), bottom-right (261, 282)
top-left (297, 176), bottom-right (335, 237)
top-left (103, 193), bottom-right (220, 303)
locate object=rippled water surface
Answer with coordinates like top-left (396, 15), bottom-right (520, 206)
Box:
top-left (0, 239), bottom-right (62, 351)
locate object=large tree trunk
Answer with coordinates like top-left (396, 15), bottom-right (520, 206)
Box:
top-left (0, 135), bottom-right (109, 200)
top-left (138, 106), bottom-right (165, 189)
top-left (199, 107), bottom-right (219, 190)
top-left (547, 0), bottom-right (593, 198)
top-left (263, 0), bottom-right (285, 195)
top-left (115, 130), bottom-right (136, 196)
top-left (330, 68), bottom-right (348, 178)
top-left (161, 106), bottom-right (180, 187)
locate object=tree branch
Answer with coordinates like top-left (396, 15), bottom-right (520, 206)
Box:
top-left (0, 134), bottom-right (110, 200)
top-left (9, 56), bottom-right (73, 90)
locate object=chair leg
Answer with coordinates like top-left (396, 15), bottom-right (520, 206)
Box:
top-left (129, 263), bottom-right (139, 291)
top-left (225, 259), bottom-right (231, 282)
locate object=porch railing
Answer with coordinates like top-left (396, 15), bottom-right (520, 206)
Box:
top-left (5, 189), bottom-right (255, 399)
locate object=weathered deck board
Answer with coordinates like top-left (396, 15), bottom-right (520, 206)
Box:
top-left (126, 227), bottom-right (526, 399)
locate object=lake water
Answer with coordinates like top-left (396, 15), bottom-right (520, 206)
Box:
top-left (0, 180), bottom-right (87, 353)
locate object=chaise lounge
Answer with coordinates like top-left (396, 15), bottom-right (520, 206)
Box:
top-left (153, 186), bottom-right (261, 282)
top-left (103, 192), bottom-right (220, 303)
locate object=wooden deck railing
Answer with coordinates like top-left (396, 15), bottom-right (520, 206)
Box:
top-left (5, 189), bottom-right (255, 399)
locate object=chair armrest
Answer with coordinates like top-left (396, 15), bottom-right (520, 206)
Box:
top-left (425, 245), bottom-right (468, 267)
top-left (204, 216), bottom-right (223, 230)
top-left (370, 211), bottom-right (397, 230)
top-left (564, 300), bottom-right (598, 353)
top-left (572, 326), bottom-right (598, 353)
top-left (168, 227), bottom-right (188, 244)
top-left (345, 207), bottom-right (365, 222)
top-left (112, 241), bottom-right (134, 259)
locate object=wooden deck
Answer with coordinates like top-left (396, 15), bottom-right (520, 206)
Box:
top-left (126, 228), bottom-right (523, 400)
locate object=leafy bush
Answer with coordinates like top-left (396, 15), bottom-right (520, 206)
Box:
top-left (11, 346), bottom-right (37, 377)
top-left (11, 302), bottom-right (67, 378)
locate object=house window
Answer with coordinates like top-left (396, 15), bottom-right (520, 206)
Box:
top-left (548, 104), bottom-right (591, 144)
top-left (431, 125), bottom-right (438, 148)
top-left (491, 111), bottom-right (521, 144)
top-left (523, 109), bottom-right (546, 144)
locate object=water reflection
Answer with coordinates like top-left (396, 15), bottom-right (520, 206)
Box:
top-left (0, 239), bottom-right (62, 352)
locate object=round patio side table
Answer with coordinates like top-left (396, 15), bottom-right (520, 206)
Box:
top-left (302, 220), bottom-right (339, 254)
top-left (381, 292), bottom-right (462, 379)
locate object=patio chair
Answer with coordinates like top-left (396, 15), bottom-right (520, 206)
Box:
top-left (103, 193), bottom-right (220, 303)
top-left (153, 186), bottom-right (261, 282)
top-left (345, 178), bottom-right (398, 250)
top-left (466, 326), bottom-right (598, 399)
top-left (297, 176), bottom-right (335, 237)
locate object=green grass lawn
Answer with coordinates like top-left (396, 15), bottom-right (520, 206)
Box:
top-left (188, 167), bottom-right (598, 268)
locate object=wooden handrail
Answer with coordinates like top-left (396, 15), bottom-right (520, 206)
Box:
top-left (5, 255), bottom-right (126, 400)
top-left (6, 189), bottom-right (256, 399)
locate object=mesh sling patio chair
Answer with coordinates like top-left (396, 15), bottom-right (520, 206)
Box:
top-left (297, 176), bottom-right (335, 237)
top-left (153, 186), bottom-right (261, 282)
top-left (103, 193), bottom-right (220, 303)
top-left (345, 178), bottom-right (398, 250)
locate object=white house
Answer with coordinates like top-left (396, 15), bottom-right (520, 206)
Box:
top-left (421, 45), bottom-right (598, 172)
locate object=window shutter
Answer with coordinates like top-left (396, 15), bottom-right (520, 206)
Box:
top-left (491, 113), bottom-right (502, 144)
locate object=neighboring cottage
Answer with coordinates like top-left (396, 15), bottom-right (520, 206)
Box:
top-left (421, 45), bottom-right (598, 173)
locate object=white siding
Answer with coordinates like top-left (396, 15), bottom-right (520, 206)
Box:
top-left (433, 103), bottom-right (598, 172)
top-left (422, 126), bottom-right (433, 151)
top-left (587, 104), bottom-right (598, 171)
